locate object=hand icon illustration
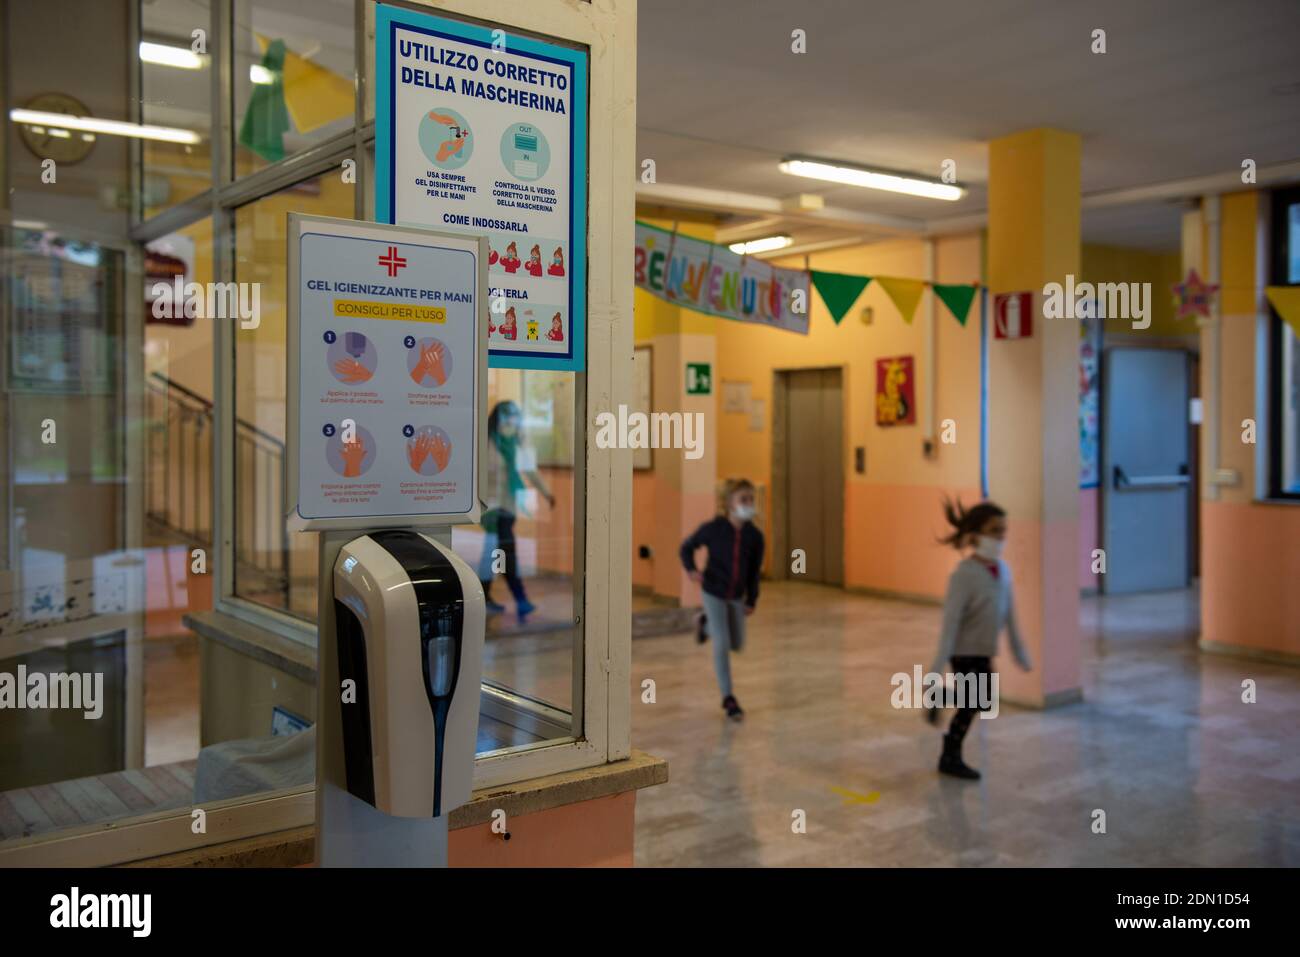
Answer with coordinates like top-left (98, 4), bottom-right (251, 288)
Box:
top-left (406, 430), bottom-right (434, 471)
top-left (421, 341), bottom-right (447, 386)
top-left (410, 340), bottom-right (448, 386)
top-left (340, 436), bottom-right (367, 477)
top-left (429, 431), bottom-right (451, 473)
top-left (334, 357), bottom-right (373, 384)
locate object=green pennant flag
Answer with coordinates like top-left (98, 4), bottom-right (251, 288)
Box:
top-left (933, 283), bottom-right (978, 326)
top-left (812, 271), bottom-right (872, 325)
top-left (239, 39), bottom-right (291, 164)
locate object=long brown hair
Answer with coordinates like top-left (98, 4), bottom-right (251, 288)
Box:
top-left (938, 496), bottom-right (1005, 549)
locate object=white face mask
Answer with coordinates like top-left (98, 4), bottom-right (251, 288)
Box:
top-left (974, 535), bottom-right (1004, 562)
top-left (731, 504), bottom-right (755, 522)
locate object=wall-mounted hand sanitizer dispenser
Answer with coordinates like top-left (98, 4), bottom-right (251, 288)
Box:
top-left (331, 529), bottom-right (484, 820)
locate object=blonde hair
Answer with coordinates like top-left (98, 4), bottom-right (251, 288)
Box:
top-left (718, 478), bottom-right (756, 515)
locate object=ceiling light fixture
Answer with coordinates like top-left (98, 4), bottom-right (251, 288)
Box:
top-left (9, 109), bottom-right (200, 145)
top-left (728, 235), bottom-right (793, 255)
top-left (139, 41), bottom-right (205, 70)
top-left (779, 156), bottom-right (964, 201)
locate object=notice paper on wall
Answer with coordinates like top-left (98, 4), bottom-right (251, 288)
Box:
top-left (287, 214), bottom-right (487, 531)
top-left (375, 6), bottom-right (588, 372)
top-left (722, 380), bottom-right (752, 414)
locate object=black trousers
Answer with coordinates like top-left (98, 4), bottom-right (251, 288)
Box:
top-left (484, 510), bottom-right (528, 603)
top-left (947, 655), bottom-right (992, 743)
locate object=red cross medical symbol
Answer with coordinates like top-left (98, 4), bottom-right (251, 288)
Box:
top-left (378, 246), bottom-right (407, 277)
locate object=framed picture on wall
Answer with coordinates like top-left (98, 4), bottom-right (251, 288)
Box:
top-left (633, 345), bottom-right (653, 470)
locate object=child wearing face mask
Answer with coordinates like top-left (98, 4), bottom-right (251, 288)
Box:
top-left (679, 479), bottom-right (765, 720)
top-left (479, 400), bottom-right (555, 622)
top-left (928, 498), bottom-right (1033, 779)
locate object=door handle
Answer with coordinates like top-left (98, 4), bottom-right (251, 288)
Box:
top-left (1113, 465), bottom-right (1191, 490)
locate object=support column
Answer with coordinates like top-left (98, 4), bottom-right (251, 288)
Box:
top-left (987, 128), bottom-right (1083, 707)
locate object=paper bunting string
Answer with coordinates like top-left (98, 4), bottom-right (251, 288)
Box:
top-left (1266, 286), bottom-right (1300, 338)
top-left (811, 271), bottom-right (872, 325)
top-left (932, 283), bottom-right (978, 327)
top-left (633, 221), bottom-right (981, 333)
top-left (876, 277), bottom-right (926, 324)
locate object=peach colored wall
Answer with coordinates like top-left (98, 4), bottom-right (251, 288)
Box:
top-left (1078, 488), bottom-right (1099, 591)
top-left (632, 471), bottom-right (656, 588)
top-left (1201, 502), bottom-right (1300, 657)
top-left (449, 791), bottom-right (635, 866)
top-left (847, 483), bottom-right (982, 596)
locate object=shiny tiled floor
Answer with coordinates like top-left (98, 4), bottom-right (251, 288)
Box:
top-left (631, 582), bottom-right (1300, 867)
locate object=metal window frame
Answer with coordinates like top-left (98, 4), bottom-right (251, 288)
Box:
top-left (0, 0), bottom-right (633, 867)
top-left (1267, 187), bottom-right (1300, 500)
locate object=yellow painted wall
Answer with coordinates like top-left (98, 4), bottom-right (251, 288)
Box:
top-left (1080, 244), bottom-right (1184, 340)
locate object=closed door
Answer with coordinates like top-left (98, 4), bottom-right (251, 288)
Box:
top-left (1102, 348), bottom-right (1191, 593)
top-left (783, 368), bottom-right (844, 584)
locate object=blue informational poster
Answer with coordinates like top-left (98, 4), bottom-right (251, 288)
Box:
top-left (375, 6), bottom-right (587, 372)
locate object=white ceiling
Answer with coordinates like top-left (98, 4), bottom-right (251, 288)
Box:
top-left (636, 0), bottom-right (1300, 251)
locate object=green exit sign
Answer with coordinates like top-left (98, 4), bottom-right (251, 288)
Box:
top-left (685, 362), bottom-right (712, 395)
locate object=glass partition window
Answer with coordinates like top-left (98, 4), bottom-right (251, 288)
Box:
top-left (233, 171), bottom-right (356, 617)
top-left (232, 0), bottom-right (356, 176)
top-left (144, 218), bottom-right (217, 552)
top-left (450, 369), bottom-right (579, 751)
top-left (140, 0), bottom-right (213, 218)
top-left (1, 226), bottom-right (138, 838)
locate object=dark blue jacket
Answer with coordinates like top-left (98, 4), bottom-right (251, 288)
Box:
top-left (680, 516), bottom-right (765, 607)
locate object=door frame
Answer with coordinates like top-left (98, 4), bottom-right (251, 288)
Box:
top-left (770, 365), bottom-right (847, 584)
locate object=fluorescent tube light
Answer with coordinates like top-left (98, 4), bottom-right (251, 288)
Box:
top-left (10, 109), bottom-right (200, 145)
top-left (729, 235), bottom-right (793, 255)
top-left (139, 41), bottom-right (205, 70)
top-left (779, 157), bottom-right (964, 201)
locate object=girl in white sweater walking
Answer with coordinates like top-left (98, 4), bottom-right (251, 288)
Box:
top-left (929, 499), bottom-right (1033, 780)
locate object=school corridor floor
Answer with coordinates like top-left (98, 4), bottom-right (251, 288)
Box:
top-left (630, 581), bottom-right (1300, 867)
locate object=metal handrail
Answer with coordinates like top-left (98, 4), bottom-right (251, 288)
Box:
top-left (145, 372), bottom-right (288, 598)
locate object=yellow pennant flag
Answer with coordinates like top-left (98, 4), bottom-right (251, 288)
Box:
top-left (1266, 286), bottom-right (1300, 339)
top-left (256, 34), bottom-right (353, 135)
top-left (876, 277), bottom-right (926, 324)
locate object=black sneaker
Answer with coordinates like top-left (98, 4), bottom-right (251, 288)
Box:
top-left (938, 734), bottom-right (980, 780)
top-left (695, 612), bottom-right (708, 645)
top-left (722, 695), bottom-right (744, 720)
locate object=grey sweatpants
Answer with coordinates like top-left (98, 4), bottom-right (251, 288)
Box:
top-left (701, 591), bottom-right (746, 698)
